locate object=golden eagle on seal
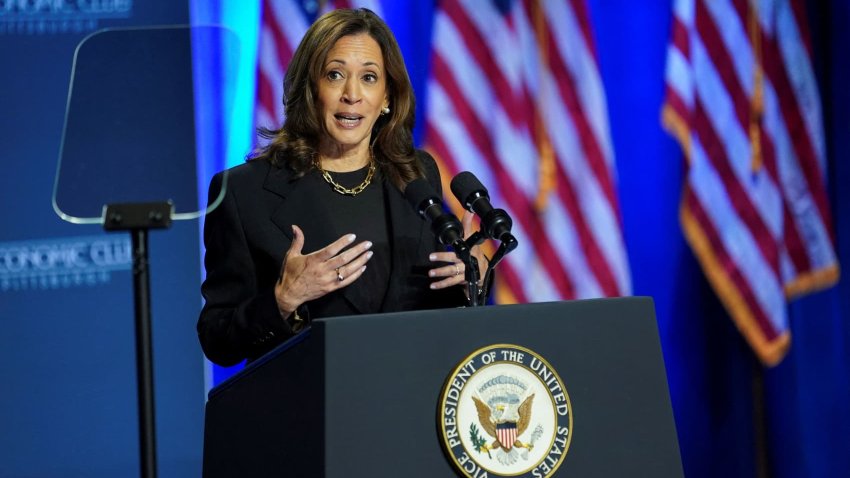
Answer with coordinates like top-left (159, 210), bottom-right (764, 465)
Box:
top-left (472, 393), bottom-right (535, 453)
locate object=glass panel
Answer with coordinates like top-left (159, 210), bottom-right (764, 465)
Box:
top-left (53, 25), bottom-right (240, 224)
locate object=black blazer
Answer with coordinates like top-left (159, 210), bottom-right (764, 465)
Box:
top-left (197, 150), bottom-right (465, 366)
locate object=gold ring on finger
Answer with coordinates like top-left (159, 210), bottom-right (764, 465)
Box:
top-left (454, 263), bottom-right (461, 276)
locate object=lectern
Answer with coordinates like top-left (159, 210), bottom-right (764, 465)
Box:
top-left (202, 298), bottom-right (683, 477)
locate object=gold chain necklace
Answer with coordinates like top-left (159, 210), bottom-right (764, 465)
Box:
top-left (316, 158), bottom-right (376, 196)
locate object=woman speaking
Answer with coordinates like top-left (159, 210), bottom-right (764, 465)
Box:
top-left (198, 8), bottom-right (484, 366)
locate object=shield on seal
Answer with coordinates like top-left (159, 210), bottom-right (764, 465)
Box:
top-left (496, 422), bottom-right (518, 451)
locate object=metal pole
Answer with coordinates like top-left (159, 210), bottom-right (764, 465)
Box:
top-left (752, 353), bottom-right (769, 478)
top-left (131, 228), bottom-right (157, 478)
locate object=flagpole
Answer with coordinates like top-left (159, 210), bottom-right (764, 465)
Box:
top-left (751, 354), bottom-right (770, 478)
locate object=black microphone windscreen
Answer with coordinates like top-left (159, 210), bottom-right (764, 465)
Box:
top-left (450, 171), bottom-right (488, 205)
top-left (404, 178), bottom-right (439, 211)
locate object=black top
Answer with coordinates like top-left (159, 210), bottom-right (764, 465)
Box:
top-left (298, 165), bottom-right (390, 316)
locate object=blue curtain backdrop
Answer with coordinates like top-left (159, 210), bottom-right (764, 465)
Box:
top-left (0, 2), bottom-right (207, 477)
top-left (197, 1), bottom-right (850, 477)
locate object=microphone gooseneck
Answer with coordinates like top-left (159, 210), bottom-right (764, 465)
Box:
top-left (404, 179), bottom-right (469, 258)
top-left (450, 171), bottom-right (514, 243)
top-left (405, 178), bottom-right (480, 304)
top-left (449, 171), bottom-right (519, 305)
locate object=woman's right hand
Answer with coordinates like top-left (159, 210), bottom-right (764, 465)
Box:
top-left (274, 224), bottom-right (373, 318)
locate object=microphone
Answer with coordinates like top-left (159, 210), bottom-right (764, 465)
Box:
top-left (450, 172), bottom-right (513, 242)
top-left (404, 178), bottom-right (468, 255)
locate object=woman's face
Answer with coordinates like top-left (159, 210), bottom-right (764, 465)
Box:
top-left (316, 33), bottom-right (388, 157)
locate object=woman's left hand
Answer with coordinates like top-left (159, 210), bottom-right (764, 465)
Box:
top-left (428, 211), bottom-right (488, 290)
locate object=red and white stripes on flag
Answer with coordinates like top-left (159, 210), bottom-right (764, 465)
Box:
top-left (255, 0), bottom-right (384, 133)
top-left (424, 0), bottom-right (631, 303)
top-left (663, 0), bottom-right (839, 365)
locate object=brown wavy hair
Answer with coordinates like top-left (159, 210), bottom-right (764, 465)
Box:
top-left (251, 8), bottom-right (422, 190)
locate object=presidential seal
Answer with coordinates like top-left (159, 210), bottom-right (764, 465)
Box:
top-left (439, 344), bottom-right (573, 478)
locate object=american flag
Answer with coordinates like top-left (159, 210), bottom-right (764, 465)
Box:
top-left (255, 0), bottom-right (383, 133)
top-left (662, 0), bottom-right (840, 365)
top-left (424, 0), bottom-right (631, 303)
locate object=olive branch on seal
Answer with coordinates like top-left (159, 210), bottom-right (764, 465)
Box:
top-left (469, 423), bottom-right (491, 458)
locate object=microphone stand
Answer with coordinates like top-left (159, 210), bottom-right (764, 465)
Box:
top-left (103, 201), bottom-right (173, 478)
top-left (452, 235), bottom-right (482, 306)
top-left (464, 254), bottom-right (482, 307)
top-left (461, 231), bottom-right (518, 306)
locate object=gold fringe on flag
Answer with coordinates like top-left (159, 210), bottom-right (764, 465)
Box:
top-left (535, 130), bottom-right (556, 211)
top-left (749, 1), bottom-right (765, 174)
top-left (532, 0), bottom-right (556, 212)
